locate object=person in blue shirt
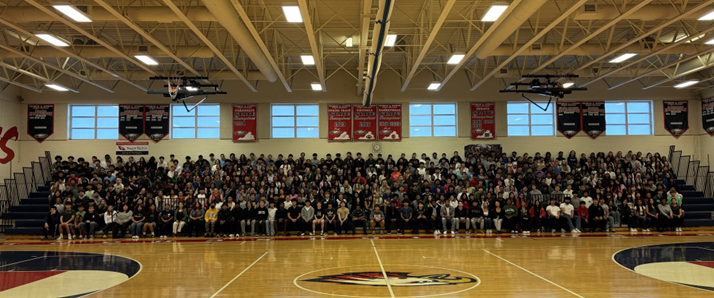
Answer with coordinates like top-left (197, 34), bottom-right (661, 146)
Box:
top-left (397, 201), bottom-right (413, 235)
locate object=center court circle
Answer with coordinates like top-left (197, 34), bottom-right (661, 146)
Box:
top-left (293, 264), bottom-right (481, 298)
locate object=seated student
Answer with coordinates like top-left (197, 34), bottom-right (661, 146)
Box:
top-left (71, 205), bottom-right (87, 239)
top-left (101, 205), bottom-right (117, 238)
top-left (490, 201), bottom-right (503, 234)
top-left (671, 200), bottom-right (685, 232)
top-left (481, 201), bottom-right (494, 233)
top-left (42, 206), bottom-right (61, 240)
top-left (468, 200), bottom-right (484, 233)
top-left (350, 205), bottom-right (367, 234)
top-left (576, 202), bottom-right (589, 232)
top-left (80, 205), bottom-right (101, 239)
top-left (266, 201), bottom-right (277, 236)
top-left (287, 199), bottom-right (302, 236)
top-left (546, 199), bottom-right (562, 233)
top-left (324, 203), bottom-right (337, 235)
top-left (657, 198), bottom-right (674, 232)
top-left (441, 200), bottom-right (456, 235)
top-left (633, 199), bottom-right (651, 232)
top-left (216, 204), bottom-right (232, 238)
top-left (588, 200), bottom-right (606, 232)
top-left (385, 201), bottom-right (399, 234)
top-left (337, 201), bottom-right (351, 235)
top-left (453, 201), bottom-right (469, 234)
top-left (312, 201), bottom-right (325, 236)
top-left (204, 203), bottom-right (218, 237)
top-left (300, 200), bottom-right (315, 236)
top-left (530, 200), bottom-right (547, 233)
top-left (255, 200), bottom-right (268, 236)
top-left (159, 204), bottom-right (174, 238)
top-left (518, 203), bottom-right (530, 234)
top-left (128, 205), bottom-right (145, 239)
top-left (398, 201), bottom-right (414, 235)
top-left (173, 202), bottom-right (188, 237)
top-left (240, 202), bottom-right (256, 236)
top-left (142, 204), bottom-right (159, 237)
top-left (114, 204), bottom-right (133, 238)
top-left (559, 197), bottom-right (580, 233)
top-left (188, 202), bottom-right (205, 237)
top-left (414, 202), bottom-right (429, 234)
top-left (503, 199), bottom-right (518, 234)
top-left (276, 202), bottom-right (288, 236)
top-left (370, 205), bottom-right (386, 235)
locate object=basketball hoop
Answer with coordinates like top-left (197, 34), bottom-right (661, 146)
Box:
top-left (167, 74), bottom-right (182, 100)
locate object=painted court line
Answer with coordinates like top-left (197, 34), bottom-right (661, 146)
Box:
top-left (371, 239), bottom-right (396, 298)
top-left (0, 256), bottom-right (45, 268)
top-left (483, 249), bottom-right (584, 298)
top-left (209, 251), bottom-right (268, 298)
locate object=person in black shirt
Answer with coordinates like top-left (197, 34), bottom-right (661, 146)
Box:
top-left (414, 202), bottom-right (428, 234)
top-left (217, 204), bottom-right (232, 238)
top-left (312, 201), bottom-right (325, 236)
top-left (43, 206), bottom-right (61, 240)
top-left (286, 199), bottom-right (301, 236)
top-left (255, 200), bottom-right (268, 236)
top-left (386, 201), bottom-right (399, 234)
top-left (588, 200), bottom-right (606, 232)
top-left (159, 204), bottom-right (174, 238)
top-left (324, 203), bottom-right (337, 235)
top-left (468, 201), bottom-right (484, 233)
top-left (276, 202), bottom-right (288, 236)
top-left (80, 205), bottom-right (101, 239)
top-left (142, 204), bottom-right (159, 237)
top-left (241, 202), bottom-right (256, 236)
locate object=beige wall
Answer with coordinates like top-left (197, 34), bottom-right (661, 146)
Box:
top-left (698, 88), bottom-right (714, 167)
top-left (0, 85), bottom-right (22, 181)
top-left (10, 71), bottom-right (710, 173)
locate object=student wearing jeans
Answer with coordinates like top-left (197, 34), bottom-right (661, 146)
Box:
top-left (255, 200), bottom-right (268, 236)
top-left (128, 205), bottom-right (145, 239)
top-left (397, 201), bottom-right (413, 235)
top-left (80, 205), bottom-right (101, 239)
top-left (114, 204), bottom-right (133, 238)
top-left (559, 197), bottom-right (580, 233)
top-left (440, 202), bottom-right (456, 235)
top-left (266, 201), bottom-right (277, 236)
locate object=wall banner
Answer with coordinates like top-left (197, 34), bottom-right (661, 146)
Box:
top-left (470, 102), bottom-right (495, 139)
top-left (376, 104), bottom-right (402, 140)
top-left (119, 104), bottom-right (144, 142)
top-left (327, 104), bottom-right (353, 141)
top-left (27, 104), bottom-right (54, 143)
top-left (556, 102), bottom-right (581, 139)
top-left (233, 104), bottom-right (257, 141)
top-left (144, 105), bottom-right (170, 142)
top-left (581, 102), bottom-right (606, 139)
top-left (353, 105), bottom-right (377, 141)
top-left (663, 100), bottom-right (689, 138)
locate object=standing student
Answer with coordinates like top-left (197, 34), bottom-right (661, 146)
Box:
top-left (42, 206), bottom-right (60, 240)
top-left (454, 201), bottom-right (469, 234)
top-left (159, 204), bottom-right (174, 238)
top-left (386, 201), bottom-right (399, 234)
top-left (370, 205), bottom-right (385, 235)
top-left (481, 201), bottom-right (493, 233)
top-left (204, 203), bottom-right (218, 237)
top-left (128, 205), bottom-right (145, 239)
top-left (312, 201), bottom-right (325, 236)
top-left (173, 202), bottom-right (188, 237)
top-left (240, 202), bottom-right (256, 236)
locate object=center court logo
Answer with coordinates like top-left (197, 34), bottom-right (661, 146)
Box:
top-left (304, 271), bottom-right (478, 287)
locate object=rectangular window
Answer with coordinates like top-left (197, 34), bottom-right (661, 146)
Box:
top-left (271, 104), bottom-right (319, 138)
top-left (171, 104), bottom-right (220, 139)
top-left (605, 101), bottom-right (653, 135)
top-left (408, 103), bottom-right (457, 137)
top-left (68, 105), bottom-right (119, 139)
top-left (506, 102), bottom-right (555, 136)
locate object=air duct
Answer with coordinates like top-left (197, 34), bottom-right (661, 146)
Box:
top-left (201, 1), bottom-right (278, 82)
top-left (474, 0), bottom-right (548, 59)
top-left (363, 0), bottom-right (395, 107)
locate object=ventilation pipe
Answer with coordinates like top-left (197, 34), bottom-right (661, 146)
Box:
top-left (202, 1), bottom-right (278, 82)
top-left (362, 0), bottom-right (395, 107)
top-left (474, 0), bottom-right (548, 59)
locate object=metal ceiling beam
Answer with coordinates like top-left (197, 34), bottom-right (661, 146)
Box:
top-left (607, 47), bottom-right (714, 90)
top-left (0, 73), bottom-right (42, 93)
top-left (642, 53), bottom-right (714, 89)
top-left (0, 62), bottom-right (79, 93)
top-left (298, 0), bottom-right (326, 92)
top-left (400, 0), bottom-right (456, 92)
top-left (230, 0), bottom-right (292, 92)
top-left (356, 0), bottom-right (372, 96)
top-left (162, 0), bottom-right (257, 92)
top-left (525, 0), bottom-right (654, 76)
top-left (95, 0), bottom-right (202, 77)
top-left (469, 0), bottom-right (588, 91)
top-left (576, 0), bottom-right (714, 73)
top-left (436, 0), bottom-right (523, 91)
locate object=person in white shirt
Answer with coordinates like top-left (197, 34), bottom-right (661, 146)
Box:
top-left (266, 201), bottom-right (277, 236)
top-left (157, 156), bottom-right (168, 169)
top-left (546, 199), bottom-right (561, 233)
top-left (562, 184), bottom-right (574, 199)
top-left (580, 192), bottom-right (593, 208)
top-left (559, 197), bottom-right (580, 233)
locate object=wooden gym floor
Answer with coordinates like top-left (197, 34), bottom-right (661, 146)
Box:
top-left (1, 232), bottom-right (714, 297)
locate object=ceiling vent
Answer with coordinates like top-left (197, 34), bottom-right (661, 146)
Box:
top-left (592, 68), bottom-right (599, 74)
top-left (531, 44), bottom-right (542, 50)
top-left (499, 69), bottom-right (508, 74)
top-left (584, 4), bottom-right (596, 12)
top-left (138, 45), bottom-right (149, 52)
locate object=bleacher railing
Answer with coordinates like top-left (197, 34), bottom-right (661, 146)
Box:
top-left (0, 151), bottom-right (52, 233)
top-left (670, 146), bottom-right (714, 201)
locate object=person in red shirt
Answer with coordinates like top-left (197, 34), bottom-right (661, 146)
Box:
top-left (576, 201), bottom-right (589, 232)
top-left (390, 171), bottom-right (402, 181)
top-left (529, 200), bottom-right (547, 232)
top-left (352, 172), bottom-right (367, 186)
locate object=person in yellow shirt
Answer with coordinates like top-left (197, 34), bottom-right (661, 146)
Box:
top-left (204, 203), bottom-right (218, 237)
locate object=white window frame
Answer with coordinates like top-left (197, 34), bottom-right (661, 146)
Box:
top-left (604, 101), bottom-right (654, 136)
top-left (170, 104), bottom-right (221, 139)
top-left (67, 104), bottom-right (119, 140)
top-left (270, 104), bottom-right (319, 138)
top-left (506, 101), bottom-right (555, 136)
top-left (408, 103), bottom-right (458, 137)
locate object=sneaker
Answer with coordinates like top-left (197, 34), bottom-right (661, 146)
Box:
top-left (451, 231), bottom-right (455, 235)
top-left (630, 228), bottom-right (637, 232)
top-left (644, 229), bottom-right (650, 232)
top-left (229, 234), bottom-right (234, 237)
top-left (301, 233), bottom-right (305, 236)
top-left (79, 235), bottom-right (83, 239)
top-left (102, 235), bottom-right (106, 239)
top-left (321, 231), bottom-right (325, 236)
top-left (380, 230), bottom-right (384, 235)
top-left (561, 229), bottom-right (565, 233)
top-left (334, 232), bottom-right (337, 236)
top-left (90, 236), bottom-right (94, 239)
top-left (552, 229), bottom-right (556, 233)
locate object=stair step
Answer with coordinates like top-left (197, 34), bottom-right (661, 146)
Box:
top-left (29, 192), bottom-right (50, 198)
top-left (5, 227), bottom-right (43, 235)
top-left (679, 185), bottom-right (695, 191)
top-left (683, 204), bottom-right (714, 212)
top-left (681, 191), bottom-right (704, 198)
top-left (684, 198), bottom-right (714, 205)
top-left (20, 198), bottom-right (49, 205)
top-left (12, 205), bottom-right (49, 212)
top-left (15, 219), bottom-right (45, 227)
top-left (2, 212), bottom-right (47, 220)
top-left (684, 211), bottom-right (714, 219)
top-left (675, 179), bottom-right (686, 185)
top-left (37, 186), bottom-right (50, 192)
top-left (683, 219), bottom-right (714, 227)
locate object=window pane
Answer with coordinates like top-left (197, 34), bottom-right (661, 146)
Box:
top-left (272, 105), bottom-right (294, 116)
top-left (197, 105), bottom-right (220, 116)
top-left (173, 128), bottom-right (195, 138)
top-left (531, 115), bottom-right (553, 125)
top-left (530, 103), bottom-right (553, 114)
top-left (433, 104), bottom-right (455, 115)
top-left (296, 105), bottom-right (318, 116)
top-left (197, 128), bottom-right (219, 138)
top-left (606, 125), bottom-right (627, 135)
top-left (71, 129), bottom-right (94, 139)
top-left (434, 126), bottom-right (456, 136)
top-left (296, 116), bottom-right (318, 127)
top-left (410, 115), bottom-right (431, 126)
top-left (410, 127), bottom-right (431, 137)
top-left (173, 105), bottom-right (194, 116)
top-left (273, 128), bottom-right (295, 138)
top-left (97, 117), bottom-right (118, 128)
top-left (606, 114), bottom-right (626, 124)
top-left (296, 127), bottom-right (318, 138)
top-left (628, 125), bottom-right (651, 135)
top-left (72, 106), bottom-right (95, 116)
top-left (507, 126), bottom-right (529, 136)
top-left (97, 106), bottom-right (118, 117)
top-left (605, 102), bottom-right (625, 113)
top-left (434, 115), bottom-right (455, 126)
top-left (507, 115), bottom-right (528, 125)
top-left (197, 117), bottom-right (220, 127)
top-left (272, 117), bottom-right (295, 127)
top-left (627, 102), bottom-right (650, 113)
top-left (409, 104), bottom-right (431, 115)
top-left (173, 117), bottom-right (195, 127)
top-left (531, 125), bottom-right (553, 136)
top-left (627, 113), bottom-right (650, 124)
top-left (96, 129), bottom-right (117, 139)
top-left (507, 103), bottom-right (528, 114)
top-left (71, 118), bottom-right (94, 128)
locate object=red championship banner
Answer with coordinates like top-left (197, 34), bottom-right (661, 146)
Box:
top-left (232, 104), bottom-right (257, 141)
top-left (327, 104), bottom-right (353, 141)
top-left (377, 104), bottom-right (402, 140)
top-left (470, 102), bottom-right (495, 139)
top-left (353, 105), bottom-right (377, 141)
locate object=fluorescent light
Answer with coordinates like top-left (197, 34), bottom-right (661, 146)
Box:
top-left (35, 33), bottom-right (69, 47)
top-left (482, 4), bottom-right (508, 22)
top-left (673, 80), bottom-right (699, 88)
top-left (675, 34), bottom-right (689, 43)
top-left (609, 53), bottom-right (637, 63)
top-left (53, 5), bottom-right (92, 22)
top-left (134, 54), bottom-right (158, 65)
top-left (45, 84), bottom-right (68, 91)
top-left (282, 6), bottom-right (303, 23)
top-left (562, 82), bottom-right (574, 88)
top-left (300, 55), bottom-right (315, 65)
top-left (706, 38), bottom-right (714, 45)
top-left (311, 82), bottom-right (322, 91)
top-left (385, 34), bottom-right (397, 47)
top-left (428, 82), bottom-right (441, 90)
top-left (699, 10), bottom-right (714, 20)
top-left (185, 86), bottom-right (198, 91)
top-left (345, 37), bottom-right (353, 47)
top-left (447, 53), bottom-right (465, 65)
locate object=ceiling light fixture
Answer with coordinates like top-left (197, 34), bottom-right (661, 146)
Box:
top-left (706, 38), bottom-right (714, 45)
top-left (311, 82), bottom-right (322, 91)
top-left (384, 34), bottom-right (397, 47)
top-left (185, 86), bottom-right (198, 91)
top-left (447, 53), bottom-right (465, 65)
top-left (562, 82), bottom-right (575, 88)
top-left (699, 10), bottom-right (714, 21)
top-left (609, 53), bottom-right (637, 63)
top-left (673, 80), bottom-right (699, 88)
top-left (345, 37), bottom-right (353, 47)
top-left (35, 33), bottom-right (69, 47)
top-left (134, 54), bottom-right (159, 65)
top-left (45, 84), bottom-right (69, 91)
top-left (300, 55), bottom-right (315, 65)
top-left (482, 3), bottom-right (508, 22)
top-left (53, 5), bottom-right (92, 22)
top-left (428, 82), bottom-right (441, 90)
top-left (282, 6), bottom-right (303, 23)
